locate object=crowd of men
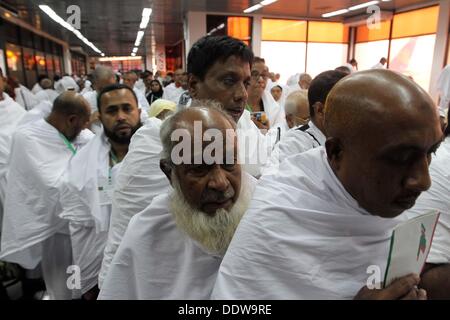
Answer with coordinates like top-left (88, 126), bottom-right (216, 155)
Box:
top-left (0, 35), bottom-right (449, 300)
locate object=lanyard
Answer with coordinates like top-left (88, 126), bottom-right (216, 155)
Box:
top-left (59, 133), bottom-right (76, 155)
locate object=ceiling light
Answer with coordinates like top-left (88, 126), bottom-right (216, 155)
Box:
top-left (132, 47), bottom-right (138, 53)
top-left (131, 53), bottom-right (136, 57)
top-left (39, 5), bottom-right (104, 55)
top-left (260, 0), bottom-right (278, 5)
top-left (322, 9), bottom-right (349, 18)
top-left (134, 30), bottom-right (144, 46)
top-left (243, 4), bottom-right (263, 13)
top-left (348, 1), bottom-right (379, 11)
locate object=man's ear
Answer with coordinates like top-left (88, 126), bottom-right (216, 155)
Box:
top-left (67, 114), bottom-right (78, 127)
top-left (160, 159), bottom-right (173, 184)
top-left (188, 74), bottom-right (199, 99)
top-left (285, 114), bottom-right (294, 129)
top-left (313, 102), bottom-right (325, 118)
top-left (325, 137), bottom-right (344, 171)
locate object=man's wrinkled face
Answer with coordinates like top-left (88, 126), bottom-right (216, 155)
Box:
top-left (173, 131), bottom-right (241, 215)
top-left (99, 88), bottom-right (141, 144)
top-left (190, 55), bottom-right (251, 122)
top-left (123, 74), bottom-right (138, 88)
top-left (250, 61), bottom-right (269, 94)
top-left (330, 107), bottom-right (442, 218)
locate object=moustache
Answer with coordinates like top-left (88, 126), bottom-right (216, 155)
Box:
top-left (201, 187), bottom-right (235, 203)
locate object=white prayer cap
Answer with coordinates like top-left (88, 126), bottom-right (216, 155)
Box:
top-left (55, 76), bottom-right (80, 94)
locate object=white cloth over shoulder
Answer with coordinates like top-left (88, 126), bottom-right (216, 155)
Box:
top-left (437, 65), bottom-right (450, 117)
top-left (262, 121), bottom-right (325, 176)
top-left (404, 138), bottom-right (450, 264)
top-left (59, 131), bottom-right (117, 294)
top-left (262, 90), bottom-right (286, 130)
top-left (236, 110), bottom-right (277, 178)
top-left (99, 117), bottom-right (167, 288)
top-left (14, 85), bottom-right (39, 110)
top-left (34, 89), bottom-right (59, 104)
top-left (0, 93), bottom-right (26, 227)
top-left (99, 176), bottom-right (256, 300)
top-left (212, 147), bottom-right (406, 299)
top-left (0, 119), bottom-right (75, 269)
top-left (162, 83), bottom-right (184, 104)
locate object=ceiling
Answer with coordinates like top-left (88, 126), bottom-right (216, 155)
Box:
top-left (1, 0), bottom-right (439, 56)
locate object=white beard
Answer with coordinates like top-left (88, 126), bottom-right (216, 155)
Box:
top-left (169, 173), bottom-right (253, 256)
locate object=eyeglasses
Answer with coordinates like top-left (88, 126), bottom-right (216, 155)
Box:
top-left (251, 71), bottom-right (269, 80)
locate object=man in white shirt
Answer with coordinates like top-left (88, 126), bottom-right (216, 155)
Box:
top-left (263, 70), bottom-right (347, 174)
top-left (34, 78), bottom-right (59, 106)
top-left (0, 69), bottom-right (27, 224)
top-left (122, 71), bottom-right (150, 111)
top-left (403, 108), bottom-right (450, 299)
top-left (99, 106), bottom-right (256, 299)
top-left (99, 35), bottom-right (274, 287)
top-left (0, 92), bottom-right (91, 300)
top-left (372, 57), bottom-right (387, 69)
top-left (212, 69), bottom-right (442, 299)
top-left (162, 69), bottom-right (185, 103)
top-left (59, 84), bottom-right (141, 300)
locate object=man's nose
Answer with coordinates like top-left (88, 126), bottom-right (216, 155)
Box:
top-left (207, 165), bottom-right (230, 192)
top-left (404, 155), bottom-right (432, 192)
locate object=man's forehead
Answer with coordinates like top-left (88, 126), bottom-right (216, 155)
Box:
top-left (207, 56), bottom-right (250, 75)
top-left (101, 89), bottom-right (136, 105)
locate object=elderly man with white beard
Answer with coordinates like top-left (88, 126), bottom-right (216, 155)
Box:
top-left (98, 106), bottom-right (256, 299)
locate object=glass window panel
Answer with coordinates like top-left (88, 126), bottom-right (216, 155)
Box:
top-left (35, 51), bottom-right (47, 75)
top-left (262, 19), bottom-right (307, 42)
top-left (5, 43), bottom-right (24, 84)
top-left (53, 55), bottom-right (62, 75)
top-left (356, 20), bottom-right (391, 43)
top-left (392, 6), bottom-right (439, 39)
top-left (307, 22), bottom-right (349, 43)
top-left (261, 41), bottom-right (306, 84)
top-left (389, 34), bottom-right (436, 90)
top-left (23, 47), bottom-right (37, 88)
top-left (227, 17), bottom-right (252, 43)
top-left (354, 40), bottom-right (390, 70)
top-left (46, 53), bottom-right (54, 79)
top-left (306, 43), bottom-right (348, 78)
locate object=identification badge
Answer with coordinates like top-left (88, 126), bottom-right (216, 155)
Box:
top-left (97, 175), bottom-right (113, 206)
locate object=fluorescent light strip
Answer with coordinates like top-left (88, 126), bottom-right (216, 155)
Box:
top-left (39, 5), bottom-right (103, 55)
top-left (132, 8), bottom-right (152, 55)
top-left (260, 0), bottom-right (278, 5)
top-left (134, 30), bottom-right (144, 46)
top-left (322, 9), bottom-right (349, 18)
top-left (348, 1), bottom-right (379, 11)
top-left (244, 4), bottom-right (263, 13)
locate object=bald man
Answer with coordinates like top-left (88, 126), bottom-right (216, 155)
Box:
top-left (0, 92), bottom-right (91, 299)
top-left (99, 106), bottom-right (256, 299)
top-left (83, 66), bottom-right (116, 133)
top-left (212, 69), bottom-right (442, 299)
top-left (162, 68), bottom-right (185, 104)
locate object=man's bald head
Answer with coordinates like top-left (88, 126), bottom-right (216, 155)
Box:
top-left (51, 91), bottom-right (90, 117)
top-left (324, 69), bottom-right (442, 218)
top-left (48, 91), bottom-right (91, 141)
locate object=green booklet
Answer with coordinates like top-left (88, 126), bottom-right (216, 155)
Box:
top-left (383, 210), bottom-right (440, 288)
